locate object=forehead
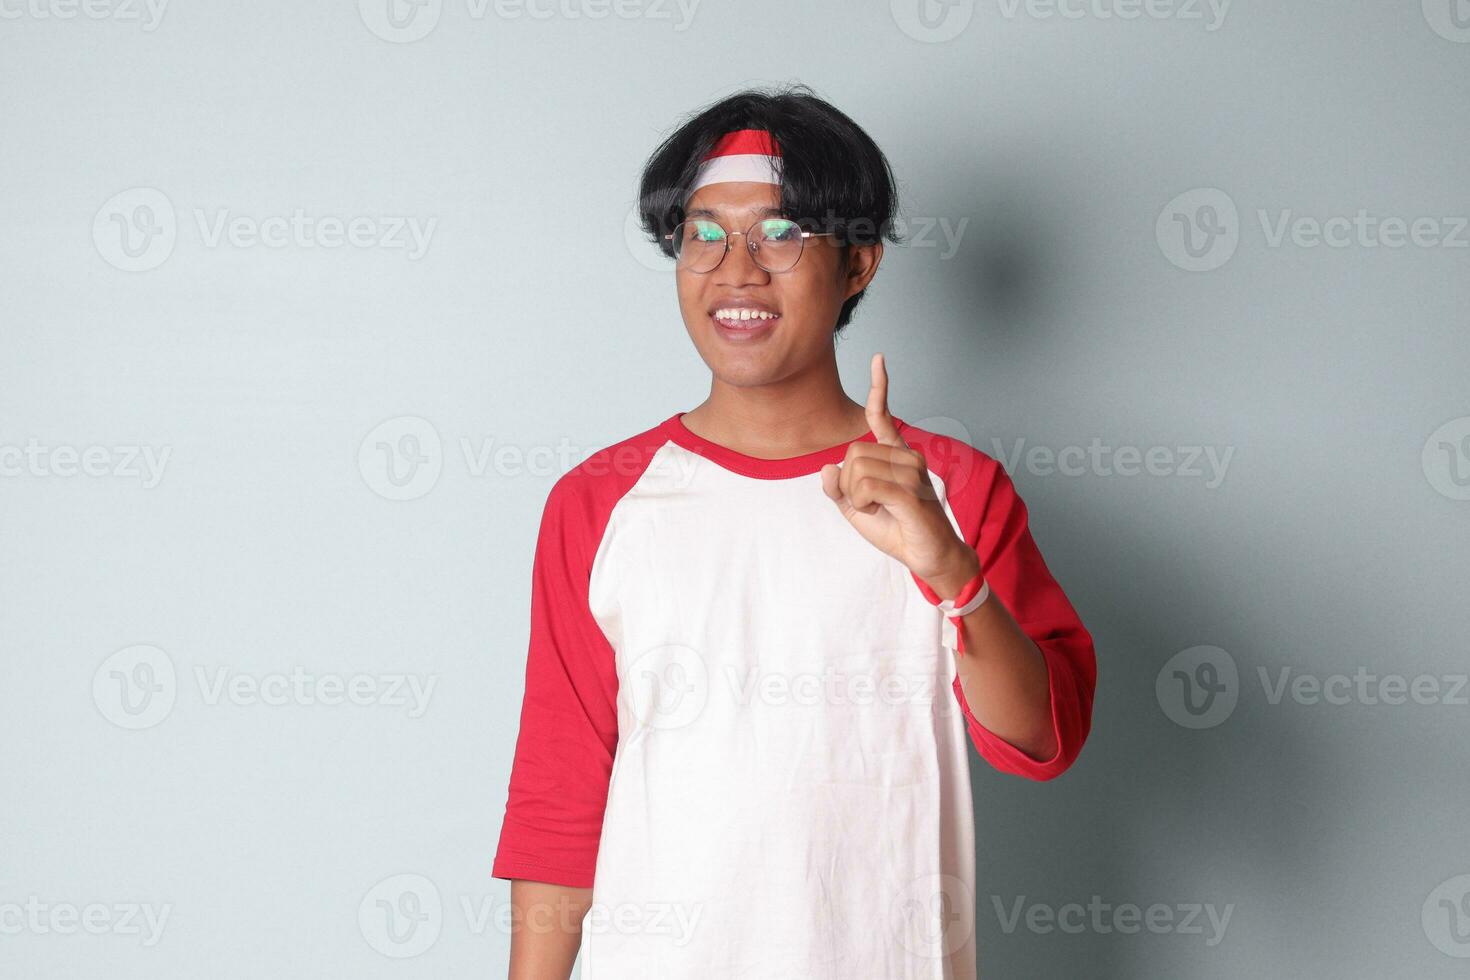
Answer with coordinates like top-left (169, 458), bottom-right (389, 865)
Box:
top-left (683, 180), bottom-right (783, 221)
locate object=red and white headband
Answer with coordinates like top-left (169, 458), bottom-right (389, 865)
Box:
top-left (686, 129), bottom-right (783, 200)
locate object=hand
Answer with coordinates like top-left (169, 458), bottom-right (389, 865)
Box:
top-left (820, 353), bottom-right (980, 593)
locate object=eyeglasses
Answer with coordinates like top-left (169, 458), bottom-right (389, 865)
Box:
top-left (664, 217), bottom-right (835, 274)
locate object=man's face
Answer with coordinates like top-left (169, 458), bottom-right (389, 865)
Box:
top-left (674, 181), bottom-right (881, 388)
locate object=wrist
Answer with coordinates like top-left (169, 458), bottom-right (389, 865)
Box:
top-left (921, 543), bottom-right (982, 602)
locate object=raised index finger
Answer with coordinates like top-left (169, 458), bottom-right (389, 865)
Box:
top-left (866, 352), bottom-right (908, 449)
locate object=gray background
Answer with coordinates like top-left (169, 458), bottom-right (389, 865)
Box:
top-left (3, 0), bottom-right (1468, 977)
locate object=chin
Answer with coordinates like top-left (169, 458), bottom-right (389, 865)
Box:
top-left (696, 347), bottom-right (784, 387)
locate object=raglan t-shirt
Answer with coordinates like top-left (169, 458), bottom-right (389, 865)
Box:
top-left (491, 411), bottom-right (1096, 980)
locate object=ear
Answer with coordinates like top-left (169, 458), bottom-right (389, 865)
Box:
top-left (841, 241), bottom-right (884, 301)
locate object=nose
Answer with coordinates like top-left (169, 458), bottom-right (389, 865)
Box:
top-left (714, 230), bottom-right (770, 286)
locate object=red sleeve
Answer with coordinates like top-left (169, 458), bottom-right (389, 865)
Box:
top-left (912, 450), bottom-right (1097, 781)
top-left (491, 473), bottom-right (621, 888)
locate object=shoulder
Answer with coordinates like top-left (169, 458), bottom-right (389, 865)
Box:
top-left (896, 417), bottom-right (1013, 507)
top-left (541, 415), bottom-right (677, 526)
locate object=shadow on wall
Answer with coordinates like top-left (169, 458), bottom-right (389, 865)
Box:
top-left (931, 172), bottom-right (1070, 352)
top-left (962, 196), bottom-right (1054, 332)
top-left (926, 185), bottom-right (1329, 976)
top-left (962, 491), bottom-right (1342, 979)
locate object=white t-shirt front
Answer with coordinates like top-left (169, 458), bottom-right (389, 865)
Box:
top-left (493, 411), bottom-right (1096, 980)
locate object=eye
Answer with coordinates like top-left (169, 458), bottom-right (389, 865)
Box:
top-left (760, 219), bottom-right (800, 242)
top-left (690, 220), bottom-right (725, 243)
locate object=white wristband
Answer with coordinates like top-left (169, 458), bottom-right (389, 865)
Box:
top-left (937, 579), bottom-right (990, 652)
top-left (936, 579), bottom-right (990, 618)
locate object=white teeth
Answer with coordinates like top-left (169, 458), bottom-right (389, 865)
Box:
top-left (715, 308), bottom-right (777, 322)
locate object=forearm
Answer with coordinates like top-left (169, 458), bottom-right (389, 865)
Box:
top-left (925, 547), bottom-right (1058, 762)
top-left (507, 879), bottom-right (593, 980)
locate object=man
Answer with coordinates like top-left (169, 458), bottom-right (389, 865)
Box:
top-left (492, 84), bottom-right (1096, 979)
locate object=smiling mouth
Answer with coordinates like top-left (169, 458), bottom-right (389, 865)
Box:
top-left (711, 307), bottom-right (781, 329)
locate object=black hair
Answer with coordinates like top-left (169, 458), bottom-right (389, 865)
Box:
top-left (636, 83), bottom-right (903, 334)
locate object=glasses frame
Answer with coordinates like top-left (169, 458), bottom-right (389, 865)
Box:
top-left (663, 217), bottom-right (837, 274)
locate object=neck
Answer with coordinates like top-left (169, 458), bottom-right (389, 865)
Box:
top-left (681, 354), bottom-right (871, 457)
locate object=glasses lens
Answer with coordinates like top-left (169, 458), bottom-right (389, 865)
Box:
top-left (672, 219), bottom-right (727, 272)
top-left (750, 218), bottom-right (804, 273)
